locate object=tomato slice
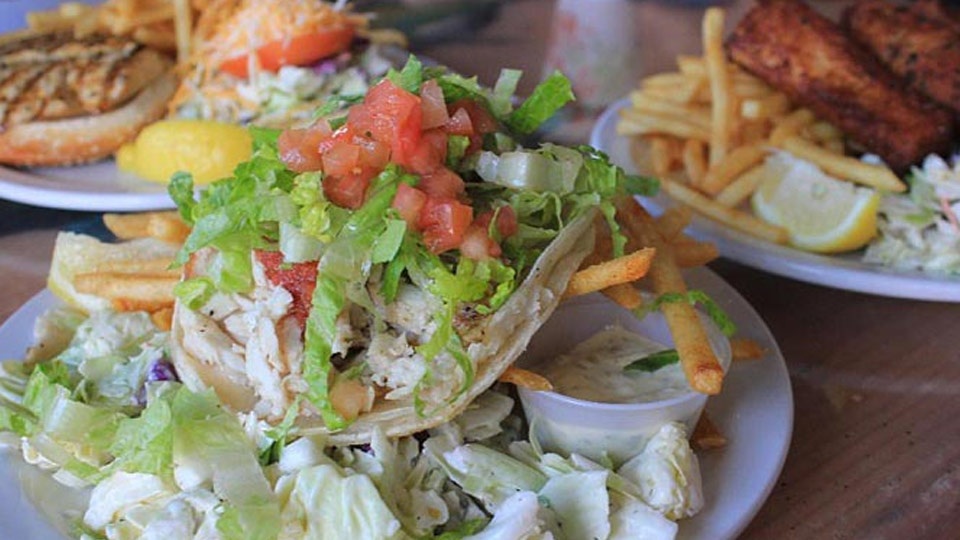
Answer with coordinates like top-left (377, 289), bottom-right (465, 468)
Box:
top-left (495, 206), bottom-right (518, 238)
top-left (407, 128), bottom-right (448, 175)
top-left (278, 123), bottom-right (331, 172)
top-left (324, 167), bottom-right (376, 209)
top-left (444, 107), bottom-right (474, 136)
top-left (420, 79), bottom-right (450, 129)
top-left (219, 27), bottom-right (355, 78)
top-left (420, 197), bottom-right (473, 253)
top-left (362, 80), bottom-right (423, 165)
top-left (475, 206), bottom-right (518, 239)
top-left (392, 183), bottom-right (428, 229)
top-left (321, 141), bottom-right (361, 177)
top-left (418, 168), bottom-right (465, 200)
top-left (448, 99), bottom-right (497, 134)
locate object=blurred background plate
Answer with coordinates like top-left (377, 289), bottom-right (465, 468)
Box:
top-left (0, 162), bottom-right (174, 212)
top-left (591, 98), bottom-right (960, 302)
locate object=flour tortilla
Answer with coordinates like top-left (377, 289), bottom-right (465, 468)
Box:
top-left (170, 210), bottom-right (597, 444)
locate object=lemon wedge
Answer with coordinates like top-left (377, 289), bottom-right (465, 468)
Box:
top-left (48, 233), bottom-right (180, 313)
top-left (752, 153), bottom-right (881, 253)
top-left (117, 119), bottom-right (252, 185)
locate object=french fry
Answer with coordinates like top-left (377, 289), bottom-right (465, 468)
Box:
top-left (601, 283), bottom-right (644, 310)
top-left (147, 213), bottom-right (192, 244)
top-left (660, 179), bottom-right (790, 244)
top-left (173, 0), bottom-right (193, 65)
top-left (805, 121), bottom-right (843, 143)
top-left (563, 248), bottom-right (656, 299)
top-left (499, 367), bottom-right (553, 392)
top-left (650, 137), bottom-right (675, 177)
top-left (741, 92), bottom-right (790, 120)
top-left (731, 80), bottom-right (772, 99)
top-left (700, 144), bottom-right (767, 195)
top-left (737, 120), bottom-right (770, 146)
top-left (692, 412), bottom-right (727, 450)
top-left (637, 82), bottom-right (703, 105)
top-left (93, 258), bottom-right (178, 276)
top-left (103, 213), bottom-right (152, 239)
top-left (151, 307), bottom-right (174, 332)
top-left (617, 113), bottom-right (712, 142)
top-left (682, 139), bottom-right (707, 185)
top-left (714, 163), bottom-right (767, 208)
top-left (779, 136), bottom-right (906, 192)
top-left (731, 337), bottom-right (766, 361)
top-left (654, 206), bottom-right (693, 241)
top-left (822, 138), bottom-right (846, 155)
top-left (615, 197), bottom-right (724, 395)
top-left (768, 108), bottom-right (815, 146)
top-left (74, 272), bottom-right (178, 312)
top-left (104, 211), bottom-right (190, 242)
top-left (642, 73), bottom-right (697, 89)
top-left (673, 240), bottom-right (720, 268)
top-left (629, 93), bottom-right (713, 130)
top-left (704, 8), bottom-right (734, 166)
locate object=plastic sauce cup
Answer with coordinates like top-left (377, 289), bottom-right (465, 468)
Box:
top-left (517, 293), bottom-right (731, 465)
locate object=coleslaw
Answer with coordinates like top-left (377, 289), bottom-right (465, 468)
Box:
top-left (864, 154), bottom-right (960, 273)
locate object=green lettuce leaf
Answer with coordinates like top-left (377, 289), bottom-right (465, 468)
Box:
top-left (506, 71), bottom-right (574, 135)
top-left (623, 350), bottom-right (679, 373)
top-left (386, 55), bottom-right (423, 94)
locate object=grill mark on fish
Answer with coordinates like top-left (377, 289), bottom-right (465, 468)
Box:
top-left (1, 33), bottom-right (171, 129)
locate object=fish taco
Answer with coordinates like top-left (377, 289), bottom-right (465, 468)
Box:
top-left (166, 59), bottom-right (652, 443)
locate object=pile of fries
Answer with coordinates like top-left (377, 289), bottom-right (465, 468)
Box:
top-left (22, 0), bottom-right (197, 63)
top-left (69, 211), bottom-right (190, 331)
top-left (617, 8), bottom-right (906, 247)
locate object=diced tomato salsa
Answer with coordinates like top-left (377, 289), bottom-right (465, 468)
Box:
top-left (256, 251), bottom-right (318, 327)
top-left (278, 78), bottom-right (513, 259)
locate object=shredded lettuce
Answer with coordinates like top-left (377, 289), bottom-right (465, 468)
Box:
top-left (624, 349), bottom-right (680, 373)
top-left (170, 388), bottom-right (281, 540)
top-left (506, 71), bottom-right (574, 135)
top-left (168, 128), bottom-right (297, 291)
top-left (490, 69), bottom-right (522, 119)
top-left (173, 277), bottom-right (215, 311)
top-left (290, 172), bottom-right (350, 243)
top-left (109, 395), bottom-right (174, 478)
top-left (302, 166), bottom-right (408, 429)
top-left (386, 55), bottom-right (423, 94)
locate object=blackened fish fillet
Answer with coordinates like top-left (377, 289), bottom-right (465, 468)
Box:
top-left (726, 0), bottom-right (954, 171)
top-left (846, 0), bottom-right (960, 117)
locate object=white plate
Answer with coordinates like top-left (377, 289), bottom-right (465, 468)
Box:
top-left (592, 98), bottom-right (960, 302)
top-left (0, 268), bottom-right (793, 539)
top-left (0, 162), bottom-right (175, 212)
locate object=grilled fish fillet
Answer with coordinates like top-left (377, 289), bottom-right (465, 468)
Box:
top-left (0, 32), bottom-right (171, 129)
top-left (845, 0), bottom-right (960, 117)
top-left (727, 0), bottom-right (954, 171)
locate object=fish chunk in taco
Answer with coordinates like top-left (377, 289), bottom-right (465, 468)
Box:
top-left (167, 59), bottom-right (652, 443)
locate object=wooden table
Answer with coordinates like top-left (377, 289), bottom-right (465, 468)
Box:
top-left (1, 0), bottom-right (958, 538)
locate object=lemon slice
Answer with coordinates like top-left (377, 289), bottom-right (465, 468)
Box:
top-left (752, 153), bottom-right (881, 253)
top-left (48, 232), bottom-right (180, 312)
top-left (117, 119), bottom-right (252, 185)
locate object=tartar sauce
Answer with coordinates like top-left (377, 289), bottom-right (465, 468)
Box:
top-left (535, 326), bottom-right (691, 403)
